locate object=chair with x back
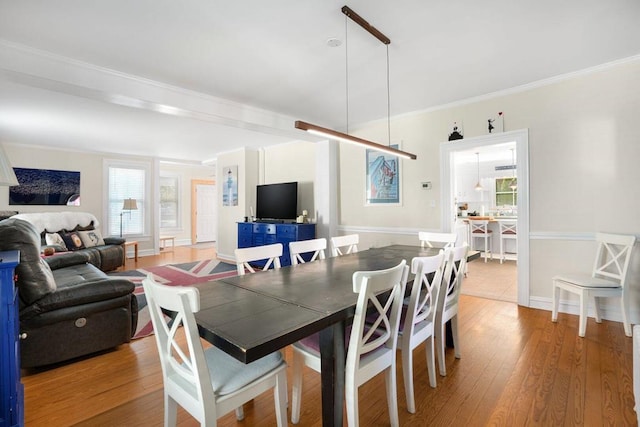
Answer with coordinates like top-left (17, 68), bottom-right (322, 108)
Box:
top-left (289, 238), bottom-right (326, 266)
top-left (469, 220), bottom-right (492, 262)
top-left (142, 274), bottom-right (288, 427)
top-left (331, 234), bottom-right (359, 257)
top-left (435, 244), bottom-right (469, 376)
top-left (498, 220), bottom-right (517, 264)
top-left (418, 231), bottom-right (457, 249)
top-left (234, 243), bottom-right (283, 275)
top-left (290, 260), bottom-right (409, 426)
top-left (552, 232), bottom-right (636, 337)
top-left (398, 251), bottom-right (446, 413)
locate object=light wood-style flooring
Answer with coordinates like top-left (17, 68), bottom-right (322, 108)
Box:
top-left (21, 246), bottom-right (636, 426)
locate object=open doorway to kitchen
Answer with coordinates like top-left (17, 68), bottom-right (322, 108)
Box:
top-left (440, 129), bottom-right (530, 307)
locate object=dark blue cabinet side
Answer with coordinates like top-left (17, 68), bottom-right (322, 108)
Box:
top-left (237, 222), bottom-right (316, 267)
top-left (0, 250), bottom-right (23, 427)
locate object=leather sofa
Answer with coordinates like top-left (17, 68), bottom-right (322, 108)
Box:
top-left (12, 211), bottom-right (125, 272)
top-left (0, 218), bottom-right (138, 368)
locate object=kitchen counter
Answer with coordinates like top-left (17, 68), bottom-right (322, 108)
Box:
top-left (462, 216), bottom-right (517, 221)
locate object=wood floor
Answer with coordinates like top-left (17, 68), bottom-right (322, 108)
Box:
top-left (21, 246), bottom-right (637, 426)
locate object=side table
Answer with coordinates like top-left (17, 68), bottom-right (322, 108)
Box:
top-left (122, 241), bottom-right (139, 264)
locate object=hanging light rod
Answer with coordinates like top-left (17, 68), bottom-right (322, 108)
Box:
top-left (295, 120), bottom-right (417, 160)
top-left (295, 7), bottom-right (416, 160)
top-left (341, 5), bottom-right (391, 45)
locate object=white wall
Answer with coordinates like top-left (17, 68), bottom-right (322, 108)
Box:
top-left (335, 58), bottom-right (640, 322)
top-left (262, 141), bottom-right (316, 218)
top-left (216, 148), bottom-right (259, 261)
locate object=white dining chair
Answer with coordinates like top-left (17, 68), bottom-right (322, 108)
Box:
top-left (418, 231), bottom-right (457, 249)
top-left (435, 244), bottom-right (469, 376)
top-left (289, 238), bottom-right (326, 265)
top-left (552, 232), bottom-right (636, 337)
top-left (498, 220), bottom-right (517, 264)
top-left (470, 220), bottom-right (492, 262)
top-left (234, 243), bottom-right (282, 275)
top-left (291, 260), bottom-right (409, 426)
top-left (399, 252), bottom-right (446, 413)
top-left (331, 234), bottom-right (359, 257)
top-left (142, 274), bottom-right (288, 427)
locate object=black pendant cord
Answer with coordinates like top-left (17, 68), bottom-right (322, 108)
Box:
top-left (345, 14), bottom-right (349, 135)
top-left (386, 44), bottom-right (391, 147)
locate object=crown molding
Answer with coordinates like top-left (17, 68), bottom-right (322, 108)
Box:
top-left (0, 39), bottom-right (309, 142)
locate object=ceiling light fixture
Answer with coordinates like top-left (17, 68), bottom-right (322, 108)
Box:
top-left (294, 6), bottom-right (417, 160)
top-left (474, 152), bottom-right (483, 191)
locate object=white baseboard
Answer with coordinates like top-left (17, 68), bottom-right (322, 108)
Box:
top-left (529, 296), bottom-right (639, 325)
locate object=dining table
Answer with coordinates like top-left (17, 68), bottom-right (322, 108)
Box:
top-left (193, 244), bottom-right (439, 427)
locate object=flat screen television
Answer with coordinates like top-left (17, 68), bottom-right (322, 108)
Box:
top-left (256, 181), bottom-right (298, 221)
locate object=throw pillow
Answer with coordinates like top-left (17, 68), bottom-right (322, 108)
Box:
top-left (45, 232), bottom-right (68, 250)
top-left (61, 231), bottom-right (85, 251)
top-left (78, 229), bottom-right (105, 247)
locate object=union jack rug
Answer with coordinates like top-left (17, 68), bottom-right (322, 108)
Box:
top-left (108, 259), bottom-right (238, 339)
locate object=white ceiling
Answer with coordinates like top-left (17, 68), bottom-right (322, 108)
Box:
top-left (0, 1), bottom-right (639, 164)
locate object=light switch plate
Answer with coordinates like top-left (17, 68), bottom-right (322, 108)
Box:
top-left (421, 181), bottom-right (432, 190)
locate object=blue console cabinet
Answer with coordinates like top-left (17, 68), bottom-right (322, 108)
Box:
top-left (0, 250), bottom-right (23, 427)
top-left (237, 222), bottom-right (316, 267)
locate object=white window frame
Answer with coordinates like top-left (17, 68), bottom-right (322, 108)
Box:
top-left (159, 174), bottom-right (181, 231)
top-left (103, 158), bottom-right (151, 238)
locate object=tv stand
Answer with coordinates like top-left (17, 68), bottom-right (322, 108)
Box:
top-left (237, 221), bottom-right (316, 267)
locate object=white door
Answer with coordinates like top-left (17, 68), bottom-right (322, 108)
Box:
top-left (196, 184), bottom-right (216, 242)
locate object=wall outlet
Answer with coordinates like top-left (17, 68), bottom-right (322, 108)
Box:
top-left (421, 181), bottom-right (432, 190)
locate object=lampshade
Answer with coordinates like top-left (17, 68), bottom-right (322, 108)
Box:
top-left (0, 144), bottom-right (19, 186)
top-left (122, 198), bottom-right (138, 210)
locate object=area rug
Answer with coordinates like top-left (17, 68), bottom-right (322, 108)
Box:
top-left (108, 259), bottom-right (238, 339)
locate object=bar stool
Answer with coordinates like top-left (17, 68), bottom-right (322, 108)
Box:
top-left (470, 220), bottom-right (492, 262)
top-left (499, 220), bottom-right (517, 264)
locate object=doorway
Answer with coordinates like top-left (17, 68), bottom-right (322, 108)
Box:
top-left (191, 179), bottom-right (217, 244)
top-left (440, 129), bottom-right (530, 307)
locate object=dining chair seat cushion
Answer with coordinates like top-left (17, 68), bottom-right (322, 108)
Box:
top-left (294, 326), bottom-right (383, 356)
top-left (198, 346), bottom-right (285, 396)
top-left (553, 273), bottom-right (621, 289)
top-left (472, 229), bottom-right (492, 233)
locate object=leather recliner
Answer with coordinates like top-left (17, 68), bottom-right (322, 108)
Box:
top-left (0, 218), bottom-right (138, 368)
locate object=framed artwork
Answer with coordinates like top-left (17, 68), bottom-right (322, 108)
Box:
top-left (488, 112), bottom-right (504, 133)
top-left (10, 167), bottom-right (81, 206)
top-left (365, 145), bottom-right (401, 205)
top-left (222, 165), bottom-right (238, 206)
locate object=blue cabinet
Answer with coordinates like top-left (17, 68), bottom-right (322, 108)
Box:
top-left (0, 250), bottom-right (23, 427)
top-left (237, 222), bottom-right (316, 267)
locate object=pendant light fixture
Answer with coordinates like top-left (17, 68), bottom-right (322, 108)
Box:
top-left (294, 6), bottom-right (417, 160)
top-left (509, 147), bottom-right (517, 190)
top-left (474, 152), bottom-right (483, 191)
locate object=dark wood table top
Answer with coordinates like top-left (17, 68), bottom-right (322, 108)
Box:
top-left (194, 245), bottom-right (438, 363)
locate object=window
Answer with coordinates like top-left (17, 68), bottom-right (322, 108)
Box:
top-left (160, 176), bottom-right (180, 229)
top-left (496, 177), bottom-right (517, 206)
top-left (106, 162), bottom-right (148, 237)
